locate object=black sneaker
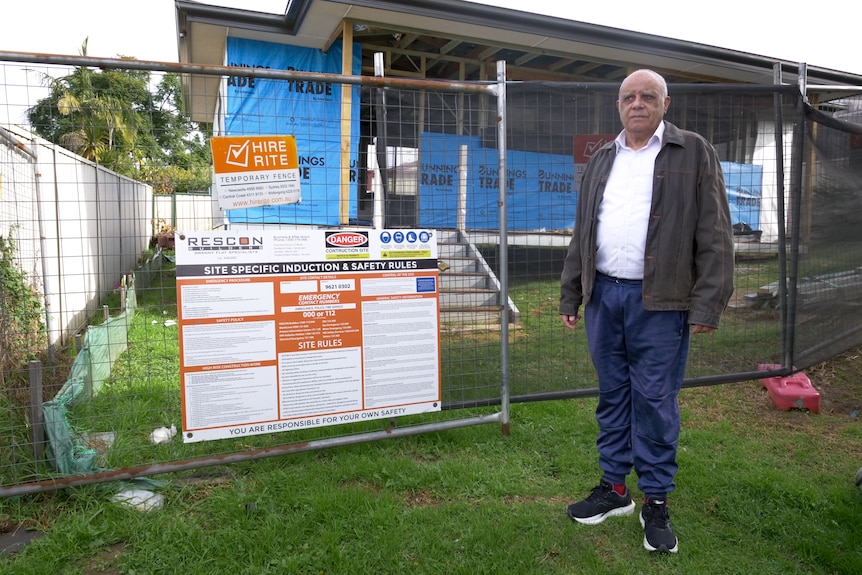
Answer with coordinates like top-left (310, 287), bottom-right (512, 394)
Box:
top-left (640, 497), bottom-right (679, 553)
top-left (567, 480), bottom-right (635, 525)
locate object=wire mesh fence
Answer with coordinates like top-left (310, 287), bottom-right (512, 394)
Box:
top-left (1, 52), bottom-right (862, 495)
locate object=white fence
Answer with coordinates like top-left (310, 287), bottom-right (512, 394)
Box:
top-left (0, 125), bottom-right (216, 348)
top-left (152, 191), bottom-right (223, 235)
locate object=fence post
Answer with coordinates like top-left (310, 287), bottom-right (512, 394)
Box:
top-left (373, 52), bottom-right (390, 227)
top-left (784, 83), bottom-right (807, 368)
top-left (457, 144), bottom-right (467, 232)
top-left (772, 64), bottom-right (790, 369)
top-left (28, 360), bottom-right (45, 462)
top-left (496, 60), bottom-right (510, 437)
top-left (84, 326), bottom-right (94, 400)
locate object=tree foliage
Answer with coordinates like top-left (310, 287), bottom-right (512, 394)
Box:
top-left (27, 39), bottom-right (212, 194)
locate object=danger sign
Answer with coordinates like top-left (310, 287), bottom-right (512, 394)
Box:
top-left (211, 135), bottom-right (302, 210)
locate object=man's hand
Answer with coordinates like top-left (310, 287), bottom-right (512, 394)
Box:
top-left (691, 324), bottom-right (716, 335)
top-left (561, 314), bottom-right (581, 330)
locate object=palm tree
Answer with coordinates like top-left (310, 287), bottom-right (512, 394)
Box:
top-left (27, 40), bottom-right (211, 191)
top-left (29, 38), bottom-right (139, 167)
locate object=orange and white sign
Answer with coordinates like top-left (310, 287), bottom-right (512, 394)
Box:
top-left (211, 135), bottom-right (301, 210)
top-left (174, 229), bottom-right (441, 443)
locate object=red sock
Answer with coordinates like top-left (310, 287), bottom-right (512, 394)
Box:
top-left (612, 483), bottom-right (627, 496)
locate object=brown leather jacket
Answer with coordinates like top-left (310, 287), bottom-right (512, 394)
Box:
top-left (559, 121), bottom-right (735, 329)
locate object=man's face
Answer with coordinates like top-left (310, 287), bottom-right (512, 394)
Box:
top-left (616, 71), bottom-right (670, 140)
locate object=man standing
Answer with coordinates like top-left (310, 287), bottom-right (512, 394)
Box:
top-left (559, 69), bottom-right (734, 553)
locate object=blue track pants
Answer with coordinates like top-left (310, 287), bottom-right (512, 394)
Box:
top-left (584, 273), bottom-right (690, 497)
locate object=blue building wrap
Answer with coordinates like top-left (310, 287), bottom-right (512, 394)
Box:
top-left (721, 161), bottom-right (763, 230)
top-left (224, 37), bottom-right (361, 226)
top-left (419, 133), bottom-right (763, 232)
top-left (418, 132), bottom-right (577, 231)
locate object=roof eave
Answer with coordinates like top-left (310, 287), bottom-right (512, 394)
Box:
top-left (327, 0), bottom-right (862, 86)
top-left (175, 0), bottom-right (313, 36)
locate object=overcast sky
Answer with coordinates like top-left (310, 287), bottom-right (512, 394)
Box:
top-left (0, 0), bottom-right (856, 74)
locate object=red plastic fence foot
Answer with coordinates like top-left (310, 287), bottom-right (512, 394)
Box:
top-left (757, 364), bottom-right (820, 413)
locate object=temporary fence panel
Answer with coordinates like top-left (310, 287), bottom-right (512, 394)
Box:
top-left (493, 83), bottom-right (802, 400)
top-left (791, 102), bottom-right (862, 367)
top-left (0, 54), bottom-right (508, 495)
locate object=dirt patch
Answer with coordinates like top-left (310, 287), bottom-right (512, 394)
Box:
top-left (76, 542), bottom-right (126, 575)
top-left (404, 490), bottom-right (440, 507)
top-left (0, 521), bottom-right (43, 556)
top-left (806, 348), bottom-right (862, 417)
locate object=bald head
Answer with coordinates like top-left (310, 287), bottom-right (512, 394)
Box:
top-left (619, 69), bottom-right (668, 101)
top-left (616, 69), bottom-right (671, 149)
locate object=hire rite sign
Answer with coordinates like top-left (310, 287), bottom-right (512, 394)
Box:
top-left (210, 135), bottom-right (301, 210)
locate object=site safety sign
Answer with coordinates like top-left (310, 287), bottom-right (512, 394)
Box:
top-left (174, 229), bottom-right (441, 443)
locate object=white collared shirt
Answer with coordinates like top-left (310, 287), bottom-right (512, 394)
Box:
top-left (595, 123), bottom-right (665, 280)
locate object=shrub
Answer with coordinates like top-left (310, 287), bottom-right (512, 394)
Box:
top-left (0, 229), bottom-right (45, 396)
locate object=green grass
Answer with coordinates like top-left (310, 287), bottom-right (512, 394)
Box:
top-left (2, 383), bottom-right (862, 574)
top-left (3, 253), bottom-right (862, 573)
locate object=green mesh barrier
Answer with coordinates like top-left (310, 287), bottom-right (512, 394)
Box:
top-left (41, 269), bottom-right (145, 475)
